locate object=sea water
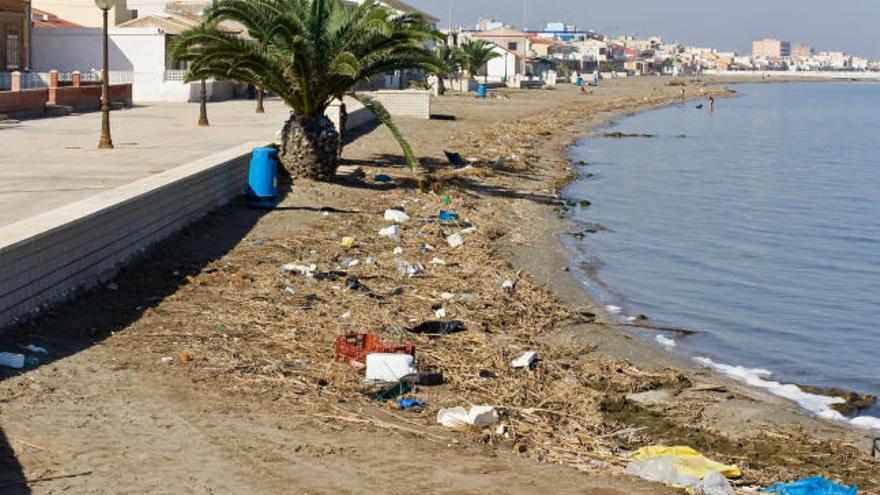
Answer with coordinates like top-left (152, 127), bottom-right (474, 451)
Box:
top-left (565, 83), bottom-right (880, 428)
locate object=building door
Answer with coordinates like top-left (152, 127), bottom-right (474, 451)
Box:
top-left (5, 32), bottom-right (20, 70)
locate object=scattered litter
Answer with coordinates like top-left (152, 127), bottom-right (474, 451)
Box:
top-left (334, 332), bottom-right (415, 366)
top-left (365, 257), bottom-right (379, 266)
top-left (761, 477), bottom-right (857, 495)
top-left (23, 344), bottom-right (48, 354)
top-left (384, 209), bottom-right (411, 223)
top-left (393, 246), bottom-right (404, 255)
top-left (345, 277), bottom-right (372, 293)
top-left (365, 353), bottom-right (418, 383)
top-left (697, 471), bottom-right (736, 495)
top-left (439, 210), bottom-right (461, 223)
top-left (409, 320), bottom-right (466, 336)
top-left (628, 446), bottom-right (741, 481)
top-left (440, 292), bottom-right (455, 300)
top-left (434, 308), bottom-right (447, 318)
top-left (393, 259), bottom-right (423, 278)
top-left (340, 258), bottom-right (360, 269)
top-left (479, 369), bottom-right (497, 379)
top-left (178, 353), bottom-right (192, 363)
top-left (437, 406), bottom-right (499, 428)
top-left (283, 286), bottom-right (296, 295)
top-left (0, 352), bottom-right (25, 369)
top-left (510, 351), bottom-right (538, 369)
top-left (251, 239), bottom-right (264, 246)
top-left (281, 263), bottom-right (317, 276)
top-left (160, 356), bottom-right (174, 365)
top-left (397, 398), bottom-right (426, 410)
top-left (374, 173), bottom-right (391, 182)
top-left (422, 244), bottom-right (435, 252)
top-left (402, 371), bottom-right (444, 386)
top-left (322, 211), bottom-right (330, 217)
top-left (379, 225), bottom-right (401, 238)
top-left (366, 382), bottom-right (412, 401)
top-left (447, 233), bottom-right (464, 248)
top-left (442, 196), bottom-right (451, 205)
top-left (460, 227), bottom-right (477, 235)
top-left (431, 257), bottom-right (447, 265)
top-left (340, 311), bottom-right (352, 319)
top-left (656, 335), bottom-right (677, 347)
top-left (500, 279), bottom-right (515, 291)
top-left (340, 237), bottom-right (357, 249)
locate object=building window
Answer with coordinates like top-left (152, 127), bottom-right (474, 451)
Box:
top-left (6, 35), bottom-right (20, 70)
top-left (508, 42), bottom-right (518, 51)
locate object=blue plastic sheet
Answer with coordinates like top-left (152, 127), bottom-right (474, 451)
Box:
top-left (397, 398), bottom-right (426, 410)
top-left (761, 477), bottom-right (857, 495)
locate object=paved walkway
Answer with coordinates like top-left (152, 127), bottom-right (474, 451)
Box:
top-left (0, 98), bottom-right (289, 227)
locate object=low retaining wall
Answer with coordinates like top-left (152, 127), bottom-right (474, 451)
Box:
top-left (0, 142), bottom-right (261, 330)
top-left (52, 84), bottom-right (133, 110)
top-left (0, 88), bottom-right (47, 115)
top-left (368, 90), bottom-right (430, 119)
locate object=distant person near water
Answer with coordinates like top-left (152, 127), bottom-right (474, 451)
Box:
top-left (708, 96), bottom-right (716, 111)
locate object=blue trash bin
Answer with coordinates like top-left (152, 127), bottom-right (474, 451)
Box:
top-left (248, 146), bottom-right (278, 208)
top-left (477, 83), bottom-right (487, 98)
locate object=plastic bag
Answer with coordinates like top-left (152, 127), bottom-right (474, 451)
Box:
top-left (629, 445), bottom-right (742, 479)
top-left (761, 477), bottom-right (857, 495)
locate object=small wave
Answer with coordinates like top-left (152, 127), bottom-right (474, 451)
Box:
top-left (605, 305), bottom-right (622, 314)
top-left (695, 357), bottom-right (880, 431)
top-left (656, 335), bottom-right (677, 347)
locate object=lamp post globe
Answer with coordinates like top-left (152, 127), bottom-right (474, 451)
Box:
top-left (96, 0), bottom-right (114, 149)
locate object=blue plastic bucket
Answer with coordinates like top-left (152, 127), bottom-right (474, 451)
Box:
top-left (477, 84), bottom-right (487, 98)
top-left (248, 146), bottom-right (278, 208)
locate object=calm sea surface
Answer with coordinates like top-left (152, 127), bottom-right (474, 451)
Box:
top-left (566, 83), bottom-right (880, 420)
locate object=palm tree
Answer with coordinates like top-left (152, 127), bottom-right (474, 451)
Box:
top-left (429, 44), bottom-right (463, 95)
top-left (170, 0), bottom-right (440, 181)
top-left (460, 40), bottom-right (501, 84)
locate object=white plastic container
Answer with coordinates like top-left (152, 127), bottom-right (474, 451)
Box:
top-left (365, 353), bottom-right (417, 383)
top-left (383, 209), bottom-right (411, 223)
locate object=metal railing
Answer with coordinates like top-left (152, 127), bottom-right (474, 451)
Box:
top-left (164, 70), bottom-right (187, 81)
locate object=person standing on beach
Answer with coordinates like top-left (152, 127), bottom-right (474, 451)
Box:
top-left (708, 96), bottom-right (716, 111)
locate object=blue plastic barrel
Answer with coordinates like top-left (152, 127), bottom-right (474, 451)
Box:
top-left (477, 83), bottom-right (487, 98)
top-left (248, 146), bottom-right (278, 208)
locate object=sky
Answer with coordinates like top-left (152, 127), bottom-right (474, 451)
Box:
top-left (406, 0), bottom-right (880, 58)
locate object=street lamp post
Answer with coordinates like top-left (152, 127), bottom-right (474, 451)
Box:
top-left (95, 0), bottom-right (114, 149)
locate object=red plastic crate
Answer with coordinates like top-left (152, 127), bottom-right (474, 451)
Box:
top-left (335, 332), bottom-right (415, 366)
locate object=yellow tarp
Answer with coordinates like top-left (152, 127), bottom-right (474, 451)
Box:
top-left (629, 445), bottom-right (742, 479)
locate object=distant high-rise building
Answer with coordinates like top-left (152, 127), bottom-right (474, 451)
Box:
top-left (753, 38), bottom-right (791, 58)
top-left (790, 43), bottom-right (813, 58)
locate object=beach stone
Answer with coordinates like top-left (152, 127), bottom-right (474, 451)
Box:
top-left (626, 389), bottom-right (674, 407)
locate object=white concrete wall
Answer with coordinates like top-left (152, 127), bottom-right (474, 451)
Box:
top-left (486, 49), bottom-right (519, 81)
top-left (0, 142), bottom-right (262, 330)
top-left (368, 90), bottom-right (430, 120)
top-left (31, 28), bottom-right (241, 103)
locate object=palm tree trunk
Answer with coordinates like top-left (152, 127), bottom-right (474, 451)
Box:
top-left (279, 115), bottom-right (340, 181)
top-left (337, 101), bottom-right (347, 158)
top-left (198, 79), bottom-right (209, 127)
top-left (256, 88), bottom-right (265, 113)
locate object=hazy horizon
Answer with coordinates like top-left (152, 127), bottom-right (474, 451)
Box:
top-left (407, 0), bottom-right (880, 59)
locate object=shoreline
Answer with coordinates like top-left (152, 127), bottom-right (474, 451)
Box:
top-left (497, 79), bottom-right (880, 440)
top-left (552, 84), bottom-right (880, 425)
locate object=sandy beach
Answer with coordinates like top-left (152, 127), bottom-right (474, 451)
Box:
top-left (0, 77), bottom-right (877, 494)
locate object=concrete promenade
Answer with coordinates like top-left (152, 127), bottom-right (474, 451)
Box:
top-left (0, 98), bottom-right (289, 227)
